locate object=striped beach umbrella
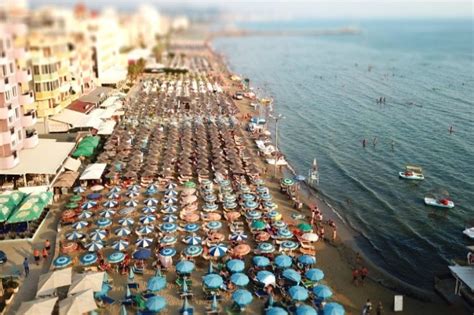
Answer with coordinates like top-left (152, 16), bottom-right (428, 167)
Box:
top-left (203, 203), bottom-right (218, 212)
top-left (267, 210), bottom-right (281, 220)
top-left (118, 218), bottom-right (134, 226)
top-left (239, 185), bottom-right (251, 193)
top-left (162, 214), bottom-right (178, 222)
top-left (230, 232), bottom-right (248, 242)
top-left (260, 193), bottom-right (273, 201)
top-left (272, 221), bottom-right (287, 229)
top-left (203, 274), bottom-right (224, 289)
top-left (72, 220), bottom-right (89, 230)
top-left (146, 184), bottom-right (159, 193)
top-left (176, 260), bottom-right (195, 274)
top-left (209, 243), bottom-right (228, 257)
top-left (256, 186), bottom-right (269, 194)
top-left (100, 209), bottom-right (116, 218)
top-left (78, 211), bottom-right (92, 219)
top-left (73, 186), bottom-right (85, 193)
top-left (264, 201), bottom-right (278, 210)
top-left (142, 206), bottom-right (156, 214)
top-left (53, 255), bottom-right (72, 268)
top-left (226, 259), bottom-right (245, 273)
top-left (184, 245), bottom-right (203, 257)
top-left (126, 191), bottom-right (139, 198)
top-left (203, 194), bottom-right (217, 202)
top-left (206, 221), bottom-right (222, 230)
top-left (96, 218), bottom-right (112, 228)
top-left (108, 251), bottom-right (125, 264)
top-left (282, 269), bottom-right (302, 284)
top-left (305, 268), bottom-right (325, 282)
top-left (66, 231), bottom-right (84, 241)
top-left (164, 189), bottom-right (177, 197)
top-left (164, 196), bottom-right (178, 204)
top-left (80, 253), bottom-right (98, 266)
top-left (288, 286), bottom-right (309, 301)
top-left (112, 239), bottom-right (129, 251)
top-left (137, 225), bottom-right (154, 235)
top-left (165, 182), bottom-right (177, 190)
top-left (219, 179), bottom-right (231, 187)
top-left (160, 223), bottom-right (177, 233)
top-left (103, 200), bottom-right (118, 208)
top-left (281, 178), bottom-right (295, 186)
top-left (119, 207), bottom-right (134, 216)
top-left (274, 254), bottom-right (293, 269)
top-left (183, 235), bottom-right (202, 245)
top-left (243, 200), bottom-right (258, 210)
top-left (69, 195), bottom-right (82, 202)
top-left (183, 223), bottom-right (199, 233)
top-left (125, 199), bottom-right (138, 207)
top-left (223, 194), bottom-right (237, 202)
top-left (252, 255), bottom-right (270, 267)
top-left (159, 235), bottom-right (177, 245)
top-left (224, 201), bottom-right (238, 210)
top-left (65, 202), bottom-right (79, 209)
top-left (246, 210), bottom-right (262, 219)
top-left (140, 214), bottom-right (156, 224)
top-left (81, 201), bottom-right (97, 210)
top-left (144, 198), bottom-right (158, 206)
top-left (281, 241), bottom-right (299, 251)
top-left (127, 184), bottom-right (141, 192)
top-left (277, 229), bottom-right (293, 239)
top-left (110, 185), bottom-right (121, 193)
top-left (159, 247), bottom-right (176, 257)
top-left (230, 273), bottom-right (249, 287)
top-left (232, 289), bottom-right (253, 306)
top-left (136, 237), bottom-right (153, 248)
top-left (86, 240), bottom-right (104, 252)
top-left (89, 229), bottom-right (107, 241)
top-left (257, 242), bottom-right (275, 254)
top-left (161, 204), bottom-right (178, 213)
top-left (241, 193), bottom-right (255, 201)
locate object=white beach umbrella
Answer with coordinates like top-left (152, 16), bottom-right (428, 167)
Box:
top-left (67, 272), bottom-right (105, 296)
top-left (36, 268), bottom-right (72, 297)
top-left (59, 288), bottom-right (97, 315)
top-left (17, 296), bottom-right (58, 315)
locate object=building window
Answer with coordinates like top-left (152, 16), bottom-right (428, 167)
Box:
top-left (33, 65), bottom-right (40, 75)
top-left (12, 86), bottom-right (17, 97)
top-left (1, 65), bottom-right (6, 76)
top-left (15, 108), bottom-right (19, 119)
top-left (9, 63), bottom-right (13, 74)
top-left (34, 83), bottom-right (41, 92)
top-left (17, 130), bottom-right (22, 140)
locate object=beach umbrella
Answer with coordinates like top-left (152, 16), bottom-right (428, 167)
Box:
top-left (136, 237), bottom-right (153, 248)
top-left (110, 186), bottom-right (121, 193)
top-left (53, 255), bottom-right (72, 268)
top-left (241, 193), bottom-right (255, 201)
top-left (230, 232), bottom-right (248, 242)
top-left (219, 179), bottom-right (231, 187)
top-left (159, 222), bottom-right (177, 233)
top-left (184, 245), bottom-right (203, 257)
top-left (239, 185), bottom-right (251, 193)
top-left (230, 273), bottom-right (249, 287)
top-left (226, 259), bottom-right (245, 273)
top-left (204, 194), bottom-right (217, 202)
top-left (66, 231), bottom-right (84, 241)
top-left (184, 181), bottom-right (196, 189)
top-left (137, 225), bottom-right (154, 235)
top-left (296, 305), bottom-right (318, 315)
top-left (163, 214), bottom-right (178, 222)
top-left (126, 191), bottom-right (139, 198)
top-left (297, 223), bottom-right (313, 233)
top-left (147, 276), bottom-right (166, 292)
top-left (298, 255), bottom-right (316, 265)
top-left (256, 186), bottom-right (268, 194)
top-left (165, 182), bottom-right (177, 190)
top-left (224, 201), bottom-right (238, 210)
top-left (301, 233), bottom-right (319, 242)
top-left (252, 255), bottom-right (270, 267)
top-left (184, 223), bottom-right (200, 233)
top-left (203, 274), bottom-right (224, 289)
top-left (96, 218), bottom-right (112, 228)
top-left (281, 178), bottom-right (294, 186)
top-left (256, 270), bottom-right (276, 286)
top-left (79, 253), bottom-right (97, 266)
top-left (246, 210), bottom-right (262, 219)
top-left (243, 200), bottom-right (258, 210)
top-left (87, 193), bottom-right (102, 200)
top-left (305, 269), bottom-right (324, 282)
top-left (323, 303), bottom-right (345, 315)
top-left (233, 244), bottom-right (251, 256)
top-left (133, 248), bottom-right (152, 260)
top-left (72, 220), bottom-right (89, 230)
top-left (112, 239), bottom-right (129, 251)
top-left (223, 194), bottom-right (237, 202)
top-left (313, 285), bottom-right (333, 299)
top-left (164, 189), bottom-right (178, 197)
top-left (140, 214), bottom-right (156, 224)
top-left (128, 184), bottom-right (141, 192)
top-left (118, 218), bottom-right (134, 226)
top-left (164, 196), bottom-right (178, 204)
top-left (89, 229), bottom-right (107, 241)
top-left (125, 199), bottom-right (138, 207)
top-left (264, 201), bottom-right (278, 210)
top-left (73, 186), bottom-right (85, 193)
top-left (183, 235), bottom-right (202, 245)
top-left (260, 193), bottom-right (273, 201)
top-left (108, 251), bottom-right (125, 264)
top-left (119, 207), bottom-right (135, 216)
top-left (182, 195), bottom-right (198, 205)
top-left (266, 307), bottom-right (288, 315)
top-left (156, 243), bottom-right (176, 257)
top-left (282, 269), bottom-right (302, 284)
top-left (103, 200), bottom-right (118, 208)
top-left (276, 228), bottom-right (292, 238)
top-left (176, 260), bottom-right (195, 274)
top-left (206, 221), bottom-right (222, 230)
top-left (272, 221), bottom-right (287, 229)
top-left (146, 296), bottom-right (167, 312)
top-left (160, 235), bottom-right (177, 245)
top-left (267, 210), bottom-right (281, 220)
top-left (100, 209), bottom-right (116, 218)
top-left (251, 220), bottom-right (266, 230)
top-left (288, 286), bottom-right (309, 301)
top-left (142, 206), bottom-right (156, 214)
top-left (81, 201), bottom-right (97, 210)
top-left (86, 241), bottom-right (104, 252)
top-left (69, 195), bottom-right (82, 202)
top-left (65, 202), bottom-right (79, 209)
top-left (232, 289), bottom-right (253, 306)
top-left (146, 184), bottom-right (159, 193)
top-left (274, 254), bottom-right (293, 269)
top-left (144, 198), bottom-right (158, 206)
top-left (203, 203), bottom-right (219, 212)
top-left (115, 226), bottom-right (131, 237)
top-left (78, 211), bottom-right (92, 220)
top-left (257, 242), bottom-right (275, 253)
top-left (281, 241), bottom-right (299, 251)
top-left (161, 204), bottom-right (178, 213)
top-left (209, 243), bottom-right (228, 257)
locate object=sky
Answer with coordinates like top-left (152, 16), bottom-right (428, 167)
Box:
top-left (29, 0), bottom-right (473, 19)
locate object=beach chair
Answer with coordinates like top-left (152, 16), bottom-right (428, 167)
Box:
top-left (127, 282), bottom-right (139, 290)
top-left (176, 277), bottom-right (193, 288)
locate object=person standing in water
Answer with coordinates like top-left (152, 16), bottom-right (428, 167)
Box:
top-left (391, 140), bottom-right (395, 151)
top-left (449, 126), bottom-right (454, 134)
top-left (362, 139), bottom-right (367, 148)
top-left (373, 137), bottom-right (377, 147)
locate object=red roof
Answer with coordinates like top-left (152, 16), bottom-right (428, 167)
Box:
top-left (67, 100), bottom-right (96, 114)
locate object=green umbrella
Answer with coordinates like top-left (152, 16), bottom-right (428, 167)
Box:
top-left (69, 195), bottom-right (82, 202)
top-left (297, 223), bottom-right (312, 233)
top-left (65, 202), bottom-right (79, 209)
top-left (251, 220), bottom-right (266, 230)
top-left (184, 181), bottom-right (196, 189)
top-left (281, 178), bottom-right (295, 186)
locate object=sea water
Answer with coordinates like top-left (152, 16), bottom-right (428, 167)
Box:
top-left (213, 19), bottom-right (474, 288)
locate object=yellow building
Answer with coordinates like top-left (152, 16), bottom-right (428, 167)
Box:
top-left (28, 32), bottom-right (77, 117)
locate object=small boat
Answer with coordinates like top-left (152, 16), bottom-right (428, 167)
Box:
top-left (463, 227), bottom-right (474, 239)
top-left (424, 197), bottom-right (454, 209)
top-left (399, 165), bottom-right (424, 180)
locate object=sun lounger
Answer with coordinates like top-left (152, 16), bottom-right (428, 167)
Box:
top-left (127, 282), bottom-right (139, 290)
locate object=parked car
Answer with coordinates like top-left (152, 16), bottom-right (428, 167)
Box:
top-left (0, 250), bottom-right (7, 264)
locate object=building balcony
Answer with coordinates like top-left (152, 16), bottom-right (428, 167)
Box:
top-left (0, 153), bottom-right (19, 170)
top-left (16, 68), bottom-right (32, 83)
top-left (23, 129), bottom-right (39, 149)
top-left (35, 89), bottom-right (60, 101)
top-left (21, 109), bottom-right (37, 127)
top-left (19, 91), bottom-right (35, 106)
top-left (33, 72), bottom-right (59, 82)
top-left (0, 77), bottom-right (11, 92)
top-left (0, 51), bottom-right (8, 65)
top-left (0, 106), bottom-right (14, 120)
top-left (13, 47), bottom-right (27, 60)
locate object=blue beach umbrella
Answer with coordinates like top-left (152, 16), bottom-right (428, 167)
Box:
top-left (87, 193), bottom-right (101, 200)
top-left (223, 201), bottom-right (238, 209)
top-left (183, 235), bottom-right (202, 245)
top-left (219, 179), bottom-right (231, 187)
top-left (281, 241), bottom-right (299, 250)
top-left (267, 307), bottom-right (288, 315)
top-left (80, 252), bottom-right (97, 266)
top-left (147, 184), bottom-right (158, 192)
top-left (78, 211), bottom-right (92, 220)
top-left (267, 210), bottom-right (281, 219)
top-left (108, 251), bottom-right (125, 263)
top-left (206, 221), bottom-right (222, 230)
top-left (239, 185), bottom-right (251, 193)
top-left (256, 186), bottom-right (269, 194)
top-left (81, 201), bottom-right (97, 210)
top-left (226, 259), bottom-right (245, 273)
top-left (128, 184), bottom-right (141, 192)
top-left (164, 189), bottom-right (177, 197)
top-left (159, 247), bottom-right (176, 257)
top-left (164, 196), bottom-right (178, 204)
top-left (119, 207), bottom-right (134, 216)
top-left (260, 193), bottom-right (273, 201)
top-left (244, 200), bottom-right (258, 210)
top-left (298, 255), bottom-right (316, 265)
top-left (142, 206), bottom-right (157, 214)
top-left (232, 289), bottom-right (253, 306)
top-left (103, 200), bottom-right (118, 208)
top-left (203, 274), bottom-right (224, 289)
top-left (313, 285), bottom-right (333, 299)
top-left (184, 245), bottom-right (203, 257)
top-left (258, 242), bottom-right (275, 253)
top-left (184, 223), bottom-right (200, 233)
top-left (230, 232), bottom-right (248, 242)
top-left (133, 248), bottom-right (152, 260)
top-left (246, 210), bottom-right (262, 219)
top-left (136, 237), bottom-right (153, 248)
top-left (89, 229), bottom-right (107, 241)
top-left (96, 218), bottom-right (112, 228)
top-left (86, 241), bottom-right (104, 252)
top-left (137, 225), bottom-right (154, 235)
top-left (263, 201), bottom-right (278, 210)
top-left (126, 191), bottom-right (139, 198)
top-left (252, 255), bottom-right (270, 267)
top-left (324, 303), bottom-right (345, 315)
top-left (115, 226), bottom-right (131, 237)
top-left (107, 192), bottom-right (120, 199)
top-left (209, 243), bottom-right (228, 257)
top-left (118, 217), bottom-right (134, 226)
top-left (230, 273), bottom-right (249, 287)
top-left (147, 276), bottom-right (166, 292)
top-left (223, 194), bottom-right (237, 202)
top-left (204, 194), bottom-right (217, 202)
top-left (53, 255), bottom-right (72, 268)
top-left (140, 214), bottom-right (157, 224)
top-left (161, 204), bottom-right (178, 213)
top-left (256, 270), bottom-right (276, 286)
top-left (73, 186), bottom-right (85, 193)
top-left (203, 203), bottom-right (219, 212)
top-left (282, 269), bottom-right (302, 284)
top-left (277, 229), bottom-right (293, 238)
top-left (305, 269), bottom-right (324, 282)
top-left (163, 214), bottom-right (178, 222)
top-left (72, 220), bottom-right (89, 230)
top-left (165, 182), bottom-right (177, 190)
top-left (146, 296), bottom-right (167, 312)
top-left (275, 255), bottom-right (292, 269)
top-left (241, 193), bottom-right (255, 201)
top-left (144, 198), bottom-right (158, 206)
top-left (125, 199), bottom-right (138, 207)
top-left (272, 220), bottom-right (287, 229)
top-left (112, 239), bottom-right (129, 251)
top-left (100, 209), bottom-right (116, 218)
top-left (160, 235), bottom-right (177, 245)
top-left (160, 222), bottom-right (177, 233)
top-left (288, 286), bottom-right (309, 301)
top-left (176, 260), bottom-right (195, 274)
top-left (110, 185), bottom-right (121, 193)
top-left (296, 305), bottom-right (317, 315)
top-left (66, 231), bottom-right (84, 241)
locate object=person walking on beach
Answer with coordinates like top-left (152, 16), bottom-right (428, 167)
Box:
top-left (376, 301), bottom-right (384, 315)
top-left (42, 247), bottom-right (48, 260)
top-left (33, 248), bottom-right (40, 265)
top-left (23, 257), bottom-right (30, 277)
top-left (45, 239), bottom-right (51, 252)
top-left (361, 266), bottom-right (369, 285)
top-left (363, 299), bottom-right (373, 314)
top-left (332, 226), bottom-right (337, 242)
top-left (352, 268), bottom-right (360, 286)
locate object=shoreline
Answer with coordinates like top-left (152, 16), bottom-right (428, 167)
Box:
top-left (206, 41), bottom-right (456, 309)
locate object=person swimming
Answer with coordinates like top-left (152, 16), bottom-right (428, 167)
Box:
top-left (362, 139), bottom-right (367, 147)
top-left (373, 137), bottom-right (377, 147)
top-left (449, 126), bottom-right (454, 134)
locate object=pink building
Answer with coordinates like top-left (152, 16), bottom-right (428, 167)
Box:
top-left (0, 24), bottom-right (37, 170)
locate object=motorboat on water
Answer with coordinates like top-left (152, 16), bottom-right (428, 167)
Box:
top-left (399, 165), bottom-right (424, 180)
top-left (463, 227), bottom-right (474, 239)
top-left (424, 196), bottom-right (455, 209)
